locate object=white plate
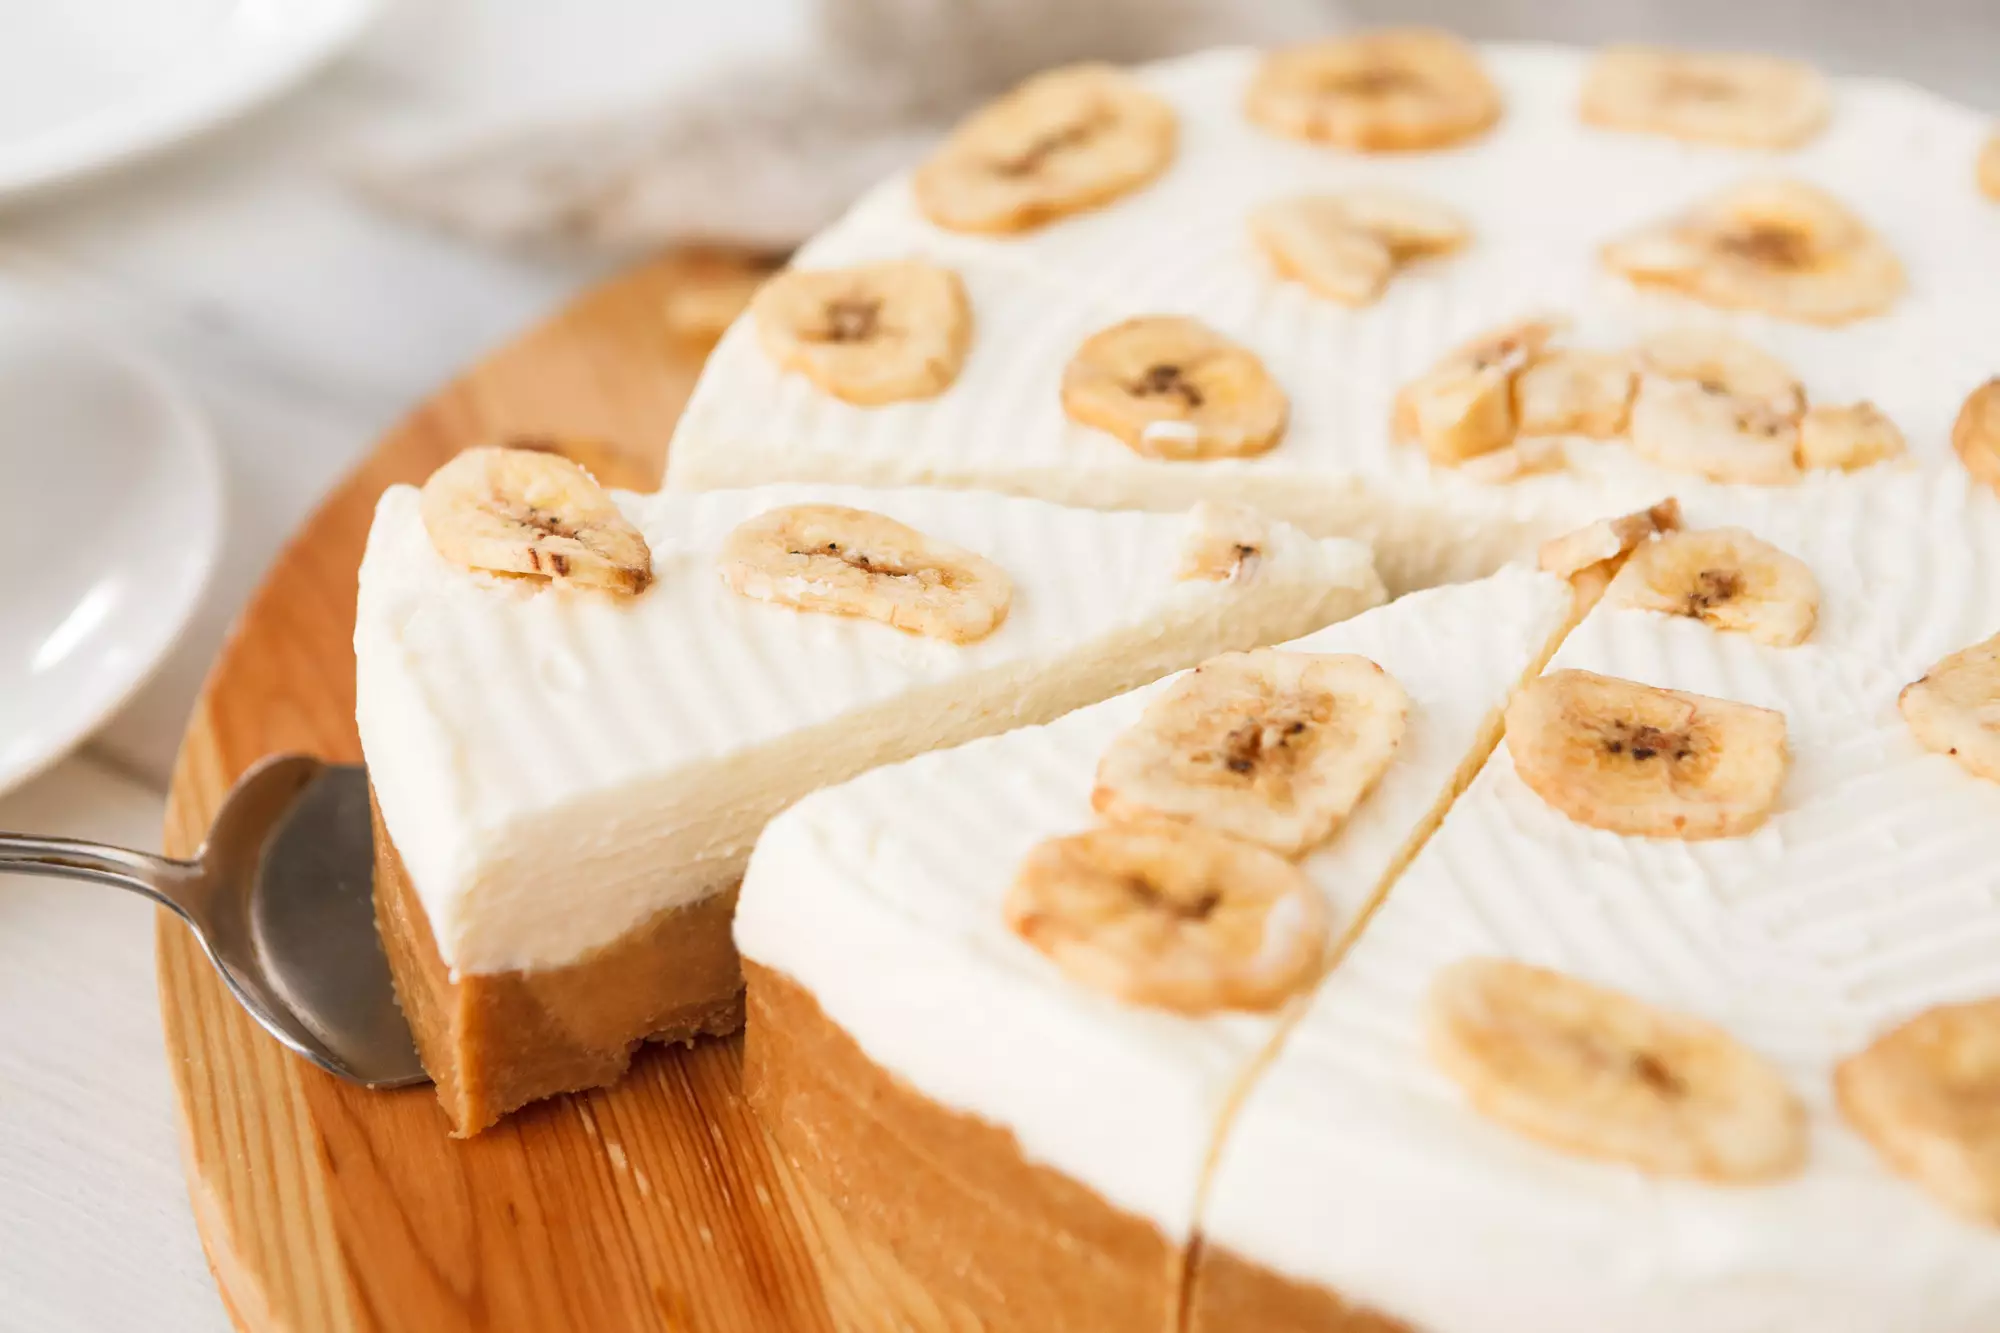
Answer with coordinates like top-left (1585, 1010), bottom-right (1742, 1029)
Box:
top-left (0, 0), bottom-right (381, 202)
top-left (0, 297), bottom-right (222, 798)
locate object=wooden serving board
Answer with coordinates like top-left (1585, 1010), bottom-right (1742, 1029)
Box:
top-left (157, 253), bottom-right (978, 1333)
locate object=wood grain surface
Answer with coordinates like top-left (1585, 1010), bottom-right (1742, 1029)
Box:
top-left (156, 252), bottom-right (974, 1333)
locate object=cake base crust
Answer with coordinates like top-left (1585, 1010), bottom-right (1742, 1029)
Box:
top-left (1188, 1241), bottom-right (1412, 1333)
top-left (742, 961), bottom-right (1180, 1333)
top-left (371, 797), bottom-right (745, 1135)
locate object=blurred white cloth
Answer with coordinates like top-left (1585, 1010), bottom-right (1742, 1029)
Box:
top-left (354, 0), bottom-right (1343, 253)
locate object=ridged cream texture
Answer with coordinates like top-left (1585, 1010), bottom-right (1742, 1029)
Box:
top-left (734, 566), bottom-right (1576, 1238)
top-left (665, 44), bottom-right (2000, 592)
top-left (1201, 471), bottom-right (2000, 1332)
top-left (354, 483), bottom-right (1380, 976)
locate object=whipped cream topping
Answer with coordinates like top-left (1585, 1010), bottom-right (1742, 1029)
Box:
top-left (666, 45), bottom-right (2000, 591)
top-left (355, 482), bottom-right (1379, 975)
top-left (735, 565), bottom-right (1576, 1238)
top-left (1201, 471), bottom-right (2000, 1332)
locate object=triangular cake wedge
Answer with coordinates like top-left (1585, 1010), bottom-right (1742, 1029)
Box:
top-left (357, 480), bottom-right (1382, 1134)
top-left (1190, 472), bottom-right (2000, 1333)
top-left (735, 565), bottom-right (1580, 1333)
top-left (665, 47), bottom-right (1995, 593)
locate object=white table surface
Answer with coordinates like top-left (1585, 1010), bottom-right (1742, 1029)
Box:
top-left (1, 1), bottom-right (1990, 1328)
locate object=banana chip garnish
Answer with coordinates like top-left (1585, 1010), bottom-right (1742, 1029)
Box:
top-left (1899, 631), bottom-right (2000, 784)
top-left (752, 260), bottom-right (971, 405)
top-left (1062, 316), bottom-right (1289, 460)
top-left (1506, 669), bottom-right (1789, 840)
top-left (1605, 528), bottom-right (1821, 647)
top-left (1093, 649), bottom-right (1411, 858)
top-left (1251, 187), bottom-right (1469, 307)
top-left (1603, 179), bottom-right (1904, 324)
top-left (420, 446), bottom-right (653, 594)
top-left (1429, 957), bottom-right (1807, 1181)
top-left (914, 63), bottom-right (1176, 234)
top-left (1515, 349), bottom-right (1638, 440)
top-left (1581, 46), bottom-right (1829, 149)
top-left (1797, 402), bottom-right (1906, 471)
top-left (1006, 821), bottom-right (1329, 1014)
top-left (1393, 317), bottom-right (1563, 465)
top-left (1838, 996), bottom-right (2000, 1226)
top-left (1952, 379), bottom-right (2000, 499)
top-left (718, 503), bottom-right (1012, 643)
top-left (1248, 28), bottom-right (1502, 151)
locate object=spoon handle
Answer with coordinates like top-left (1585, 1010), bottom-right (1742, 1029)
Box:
top-left (0, 833), bottom-right (204, 922)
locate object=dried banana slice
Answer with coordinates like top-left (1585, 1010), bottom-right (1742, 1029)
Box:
top-left (1515, 349), bottom-right (1637, 439)
top-left (1536, 499), bottom-right (1684, 580)
top-left (1628, 377), bottom-right (1801, 485)
top-left (1428, 958), bottom-right (1807, 1182)
top-left (1250, 188), bottom-right (1470, 306)
top-left (420, 446), bottom-right (652, 594)
top-left (1394, 317), bottom-right (1562, 465)
top-left (1005, 821), bottom-right (1329, 1014)
top-left (1605, 527), bottom-right (1821, 647)
top-left (1062, 316), bottom-right (1288, 459)
top-left (1797, 401), bottom-right (1906, 471)
top-left (751, 260), bottom-right (971, 406)
top-left (1580, 46), bottom-right (1830, 149)
top-left (1952, 379), bottom-right (2000, 498)
top-left (913, 63), bottom-right (1176, 234)
top-left (717, 503), bottom-right (1011, 643)
top-left (1638, 329), bottom-right (1805, 418)
top-left (1981, 132), bottom-right (2000, 202)
top-left (1506, 669), bottom-right (1790, 840)
top-left (1898, 632), bottom-right (2000, 783)
top-left (1456, 437), bottom-right (1569, 484)
top-left (1177, 502), bottom-right (1275, 583)
top-left (1247, 28), bottom-right (1502, 151)
top-left (1837, 996), bottom-right (2000, 1226)
top-left (1602, 179), bottom-right (1905, 324)
top-left (1093, 650), bottom-right (1411, 858)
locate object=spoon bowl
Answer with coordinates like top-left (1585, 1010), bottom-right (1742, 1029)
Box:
top-left (0, 754), bottom-right (424, 1087)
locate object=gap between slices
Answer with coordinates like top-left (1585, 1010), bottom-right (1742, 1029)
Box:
top-left (420, 444), bottom-right (654, 594)
top-left (1175, 567), bottom-right (1599, 1314)
top-left (913, 63), bottom-right (1177, 234)
top-left (717, 503), bottom-right (1012, 643)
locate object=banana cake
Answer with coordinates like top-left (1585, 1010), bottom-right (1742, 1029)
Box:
top-left (355, 452), bottom-right (1382, 1133)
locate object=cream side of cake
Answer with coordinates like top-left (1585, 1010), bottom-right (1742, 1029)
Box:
top-left (734, 565), bottom-right (1578, 1333)
top-left (1191, 474), bottom-right (2000, 1333)
top-left (665, 44), bottom-right (2000, 591)
top-left (355, 466), bottom-right (1381, 1132)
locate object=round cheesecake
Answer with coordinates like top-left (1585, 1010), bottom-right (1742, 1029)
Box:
top-left (690, 29), bottom-right (2000, 1333)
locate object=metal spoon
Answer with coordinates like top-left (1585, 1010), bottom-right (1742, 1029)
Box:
top-left (0, 755), bottom-right (425, 1087)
